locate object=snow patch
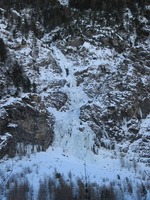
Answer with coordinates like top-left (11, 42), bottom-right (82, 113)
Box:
top-left (58, 0), bottom-right (69, 6)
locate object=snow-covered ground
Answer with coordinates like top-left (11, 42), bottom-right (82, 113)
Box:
top-left (0, 145), bottom-right (150, 200)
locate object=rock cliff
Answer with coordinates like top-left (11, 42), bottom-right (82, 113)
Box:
top-left (0, 1), bottom-right (149, 166)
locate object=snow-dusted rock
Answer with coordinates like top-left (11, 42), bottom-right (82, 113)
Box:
top-left (0, 0), bottom-right (149, 166)
top-left (0, 95), bottom-right (55, 157)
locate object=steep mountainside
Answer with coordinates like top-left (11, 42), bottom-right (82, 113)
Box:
top-left (0, 0), bottom-right (150, 199)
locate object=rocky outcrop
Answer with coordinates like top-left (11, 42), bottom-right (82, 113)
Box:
top-left (44, 91), bottom-right (69, 110)
top-left (0, 94), bottom-right (55, 157)
top-left (0, 132), bottom-right (14, 158)
top-left (78, 43), bottom-right (150, 154)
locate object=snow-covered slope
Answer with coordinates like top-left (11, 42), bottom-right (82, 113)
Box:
top-left (0, 1), bottom-right (150, 199)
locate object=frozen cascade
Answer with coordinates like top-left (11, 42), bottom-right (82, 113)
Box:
top-left (51, 45), bottom-right (76, 87)
top-left (49, 45), bottom-right (94, 159)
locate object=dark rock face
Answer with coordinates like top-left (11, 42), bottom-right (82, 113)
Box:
top-left (139, 98), bottom-right (150, 118)
top-left (0, 133), bottom-right (14, 158)
top-left (44, 91), bottom-right (68, 110)
top-left (0, 95), bottom-right (55, 157)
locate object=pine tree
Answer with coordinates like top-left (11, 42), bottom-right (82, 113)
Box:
top-left (0, 38), bottom-right (7, 62)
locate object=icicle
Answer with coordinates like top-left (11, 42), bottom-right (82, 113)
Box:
top-left (138, 108), bottom-right (143, 119)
